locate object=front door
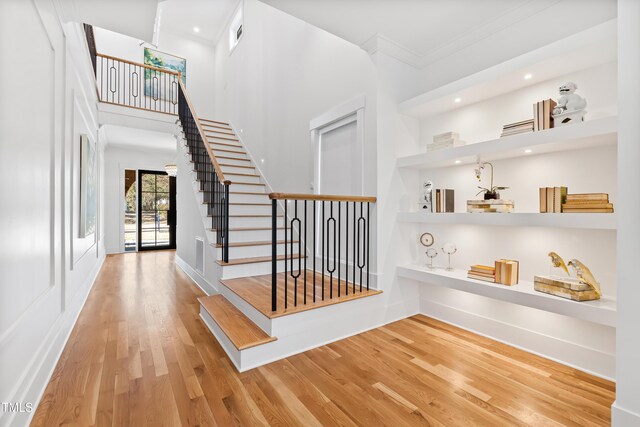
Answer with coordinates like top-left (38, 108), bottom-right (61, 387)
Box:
top-left (138, 170), bottom-right (176, 251)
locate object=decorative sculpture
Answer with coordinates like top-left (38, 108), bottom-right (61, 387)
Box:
top-left (533, 252), bottom-right (602, 301)
top-left (552, 82), bottom-right (587, 126)
top-left (568, 259), bottom-right (602, 298)
top-left (421, 180), bottom-right (434, 211)
top-left (548, 251), bottom-right (569, 276)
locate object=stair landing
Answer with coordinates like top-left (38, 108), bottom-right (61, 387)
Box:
top-left (220, 271), bottom-right (382, 319)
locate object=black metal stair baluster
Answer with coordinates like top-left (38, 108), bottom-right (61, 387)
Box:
top-left (327, 201), bottom-right (335, 300)
top-left (338, 201), bottom-right (341, 297)
top-left (284, 199), bottom-right (288, 309)
top-left (367, 202), bottom-right (370, 291)
top-left (313, 200), bottom-right (316, 303)
top-left (345, 201), bottom-right (349, 296)
top-left (224, 184), bottom-right (229, 263)
top-left (358, 202), bottom-right (365, 292)
top-left (353, 201), bottom-right (356, 294)
top-left (272, 198), bottom-right (277, 312)
top-left (321, 201), bottom-right (325, 301)
top-left (304, 200), bottom-right (307, 305)
top-left (291, 200), bottom-right (301, 307)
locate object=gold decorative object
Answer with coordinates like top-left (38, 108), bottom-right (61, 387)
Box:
top-left (534, 253), bottom-right (602, 301)
top-left (547, 251), bottom-right (569, 276)
top-left (568, 259), bottom-right (602, 298)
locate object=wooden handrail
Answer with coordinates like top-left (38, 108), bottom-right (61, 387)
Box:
top-left (177, 79), bottom-right (229, 184)
top-left (96, 53), bottom-right (181, 76)
top-left (269, 193), bottom-right (377, 203)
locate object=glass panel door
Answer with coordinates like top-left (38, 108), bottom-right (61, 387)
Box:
top-left (124, 169), bottom-right (137, 251)
top-left (138, 170), bottom-right (176, 250)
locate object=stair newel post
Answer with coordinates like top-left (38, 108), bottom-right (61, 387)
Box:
top-left (271, 198), bottom-right (278, 312)
top-left (223, 183), bottom-right (230, 263)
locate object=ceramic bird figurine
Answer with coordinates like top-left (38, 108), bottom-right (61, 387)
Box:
top-left (548, 251), bottom-right (569, 276)
top-left (568, 259), bottom-right (602, 297)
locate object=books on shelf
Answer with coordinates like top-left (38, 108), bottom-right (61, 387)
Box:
top-left (434, 189), bottom-right (455, 213)
top-left (500, 119), bottom-right (534, 138)
top-left (533, 99), bottom-right (557, 131)
top-left (495, 259), bottom-right (519, 286)
top-left (541, 189), bottom-right (614, 213)
top-left (427, 132), bottom-right (466, 152)
top-left (467, 199), bottom-right (514, 213)
top-left (539, 187), bottom-right (567, 213)
top-left (467, 265), bottom-right (495, 283)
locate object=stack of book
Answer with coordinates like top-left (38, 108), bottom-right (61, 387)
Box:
top-left (533, 99), bottom-right (557, 131)
top-left (534, 276), bottom-right (600, 301)
top-left (433, 189), bottom-right (455, 213)
top-left (500, 119), bottom-right (534, 137)
top-left (539, 186), bottom-right (567, 213)
top-left (562, 193), bottom-right (614, 213)
top-left (467, 199), bottom-right (514, 213)
top-left (467, 265), bottom-right (495, 283)
top-left (495, 259), bottom-right (519, 286)
top-left (427, 132), bottom-right (466, 152)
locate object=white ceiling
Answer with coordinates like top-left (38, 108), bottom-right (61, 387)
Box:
top-left (158, 0), bottom-right (239, 43)
top-left (103, 125), bottom-right (177, 152)
top-left (259, 0), bottom-right (617, 68)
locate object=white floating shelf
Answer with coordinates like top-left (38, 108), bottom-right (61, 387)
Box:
top-left (396, 116), bottom-right (617, 171)
top-left (398, 20), bottom-right (616, 118)
top-left (398, 265), bottom-right (616, 327)
top-left (397, 212), bottom-right (616, 230)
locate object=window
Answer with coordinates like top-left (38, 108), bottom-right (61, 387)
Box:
top-left (229, 6), bottom-right (243, 52)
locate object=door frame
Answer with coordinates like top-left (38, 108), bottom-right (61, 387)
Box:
top-left (137, 169), bottom-right (176, 251)
top-left (309, 95), bottom-right (366, 196)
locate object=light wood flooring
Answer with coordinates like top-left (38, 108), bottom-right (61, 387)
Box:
top-left (32, 251), bottom-right (615, 426)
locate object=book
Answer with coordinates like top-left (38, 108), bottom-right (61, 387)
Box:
top-left (566, 193), bottom-right (609, 201)
top-left (561, 208), bottom-right (614, 213)
top-left (562, 199), bottom-right (612, 205)
top-left (543, 99), bottom-right (557, 129)
top-left (470, 265), bottom-right (495, 274)
top-left (533, 103), bottom-right (539, 131)
top-left (546, 187), bottom-right (555, 212)
top-left (503, 119), bottom-right (535, 128)
top-left (433, 132), bottom-right (459, 143)
top-left (502, 261), bottom-right (519, 286)
top-left (538, 102), bottom-right (544, 131)
top-left (435, 189), bottom-right (441, 213)
top-left (554, 186), bottom-right (567, 213)
top-left (563, 203), bottom-right (613, 210)
top-left (539, 188), bottom-right (547, 213)
top-left (495, 259), bottom-right (506, 283)
top-left (443, 189), bottom-right (455, 213)
top-left (467, 274), bottom-right (496, 283)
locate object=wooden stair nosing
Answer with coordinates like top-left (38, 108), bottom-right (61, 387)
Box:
top-left (208, 141), bottom-right (242, 148)
top-left (217, 253), bottom-right (307, 266)
top-left (200, 118), bottom-right (230, 126)
top-left (224, 172), bottom-right (261, 178)
top-left (219, 163), bottom-right (255, 169)
top-left (216, 156), bottom-right (251, 162)
top-left (208, 214), bottom-right (283, 218)
top-left (202, 202), bottom-right (271, 206)
top-left (212, 148), bottom-right (247, 155)
top-left (213, 239), bottom-right (299, 248)
top-left (203, 129), bottom-right (236, 136)
top-left (206, 135), bottom-right (240, 142)
top-left (229, 182), bottom-right (265, 187)
top-left (229, 191), bottom-right (268, 195)
top-left (199, 295), bottom-right (276, 350)
top-left (208, 226), bottom-right (289, 232)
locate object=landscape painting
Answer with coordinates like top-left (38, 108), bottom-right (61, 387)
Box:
top-left (79, 134), bottom-right (97, 238)
top-left (144, 47), bottom-right (186, 100)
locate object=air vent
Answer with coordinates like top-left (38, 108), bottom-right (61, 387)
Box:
top-left (195, 237), bottom-right (204, 274)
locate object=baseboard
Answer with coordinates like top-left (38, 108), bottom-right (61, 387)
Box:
top-left (175, 254), bottom-right (218, 296)
top-left (420, 298), bottom-right (615, 381)
top-left (612, 401), bottom-right (640, 426)
top-left (6, 250), bottom-right (106, 427)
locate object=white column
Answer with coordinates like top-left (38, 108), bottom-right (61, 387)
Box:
top-left (613, 1), bottom-right (640, 425)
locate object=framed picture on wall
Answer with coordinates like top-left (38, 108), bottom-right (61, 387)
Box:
top-left (79, 134), bottom-right (97, 238)
top-left (143, 47), bottom-right (186, 100)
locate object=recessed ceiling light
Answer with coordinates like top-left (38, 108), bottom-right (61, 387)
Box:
top-left (455, 160), bottom-right (461, 164)
top-left (524, 73), bottom-right (533, 80)
top-left (524, 149), bottom-right (532, 154)
top-left (193, 27), bottom-right (200, 33)
top-left (454, 98), bottom-right (461, 103)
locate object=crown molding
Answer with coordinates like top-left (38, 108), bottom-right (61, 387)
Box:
top-left (360, 33), bottom-right (421, 68)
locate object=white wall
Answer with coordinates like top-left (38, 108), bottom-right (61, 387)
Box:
top-left (613, 0), bottom-right (640, 424)
top-left (103, 145), bottom-right (176, 254)
top-left (93, 26), bottom-right (216, 118)
top-left (0, 1), bottom-right (105, 425)
top-left (213, 0), bottom-right (378, 196)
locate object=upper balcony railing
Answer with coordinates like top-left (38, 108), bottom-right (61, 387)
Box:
top-left (96, 53), bottom-right (181, 115)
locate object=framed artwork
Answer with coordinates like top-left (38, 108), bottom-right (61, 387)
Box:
top-left (79, 134), bottom-right (97, 238)
top-left (143, 47), bottom-right (186, 100)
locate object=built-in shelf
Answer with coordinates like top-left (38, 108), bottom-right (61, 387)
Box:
top-left (398, 20), bottom-right (616, 118)
top-left (397, 212), bottom-right (616, 230)
top-left (398, 265), bottom-right (616, 327)
top-left (397, 116), bottom-right (617, 171)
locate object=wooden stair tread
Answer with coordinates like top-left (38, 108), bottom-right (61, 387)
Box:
top-left (207, 135), bottom-right (240, 142)
top-left (208, 141), bottom-right (242, 148)
top-left (230, 182), bottom-right (265, 186)
top-left (212, 148), bottom-right (246, 155)
top-left (199, 295), bottom-right (276, 350)
top-left (224, 172), bottom-right (261, 178)
top-left (214, 240), bottom-right (298, 248)
top-left (220, 271), bottom-right (383, 319)
top-left (216, 156), bottom-right (251, 162)
top-left (209, 214), bottom-right (283, 218)
top-left (200, 118), bottom-right (230, 126)
top-left (204, 129), bottom-right (236, 136)
top-left (220, 163), bottom-right (255, 169)
top-left (229, 191), bottom-right (267, 195)
top-left (218, 253), bottom-right (306, 266)
top-left (208, 227), bottom-right (288, 232)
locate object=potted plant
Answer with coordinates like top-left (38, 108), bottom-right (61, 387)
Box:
top-left (474, 161), bottom-right (508, 200)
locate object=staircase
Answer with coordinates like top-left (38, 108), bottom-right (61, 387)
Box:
top-left (88, 40), bottom-right (382, 372)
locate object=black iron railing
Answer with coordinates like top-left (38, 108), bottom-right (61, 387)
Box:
top-left (178, 81), bottom-right (230, 262)
top-left (96, 53), bottom-right (180, 114)
top-left (269, 193), bottom-right (376, 311)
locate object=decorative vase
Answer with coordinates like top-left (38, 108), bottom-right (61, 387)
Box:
top-left (484, 191), bottom-right (499, 200)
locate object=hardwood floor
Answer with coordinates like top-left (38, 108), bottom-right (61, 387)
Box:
top-left (32, 252), bottom-right (614, 426)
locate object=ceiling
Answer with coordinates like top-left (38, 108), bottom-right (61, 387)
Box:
top-left (259, 0), bottom-right (617, 68)
top-left (102, 125), bottom-right (177, 152)
top-left (158, 0), bottom-right (239, 43)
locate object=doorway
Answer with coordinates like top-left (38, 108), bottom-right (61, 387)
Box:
top-left (124, 169), bottom-right (137, 252)
top-left (138, 170), bottom-right (176, 250)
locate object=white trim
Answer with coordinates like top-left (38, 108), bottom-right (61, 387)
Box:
top-left (612, 401), bottom-right (640, 426)
top-left (309, 95), bottom-right (366, 131)
top-left (360, 33), bottom-right (421, 68)
top-left (175, 253), bottom-right (218, 296)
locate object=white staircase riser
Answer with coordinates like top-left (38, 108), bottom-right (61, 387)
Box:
top-left (229, 216), bottom-right (284, 228)
top-left (229, 184), bottom-right (266, 193)
top-left (210, 142), bottom-right (243, 151)
top-left (221, 259), bottom-right (295, 279)
top-left (216, 243), bottom-right (301, 259)
top-left (218, 158), bottom-right (252, 167)
top-left (229, 204), bottom-right (272, 215)
top-left (227, 229), bottom-right (287, 242)
top-left (229, 193), bottom-right (270, 204)
top-left (225, 175), bottom-right (261, 184)
top-left (220, 165), bottom-right (256, 174)
top-left (212, 149), bottom-right (247, 159)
